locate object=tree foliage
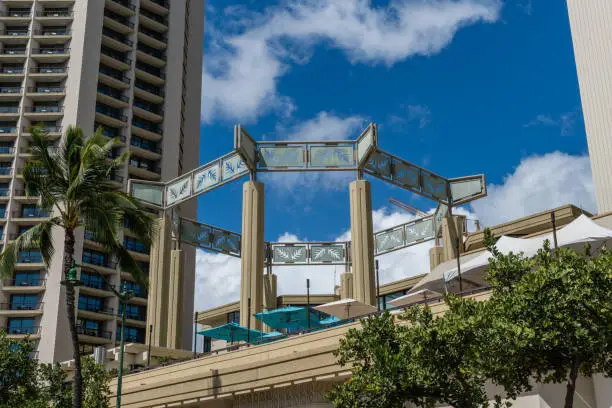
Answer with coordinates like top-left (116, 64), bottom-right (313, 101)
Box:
top-left (328, 234), bottom-right (612, 408)
top-left (0, 125), bottom-right (156, 408)
top-left (82, 357), bottom-right (111, 408)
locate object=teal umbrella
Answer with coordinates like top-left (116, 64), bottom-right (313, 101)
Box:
top-left (254, 306), bottom-right (322, 330)
top-left (198, 322), bottom-right (266, 343)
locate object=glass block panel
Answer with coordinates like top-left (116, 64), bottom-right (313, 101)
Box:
top-left (211, 230), bottom-right (241, 254)
top-left (309, 146), bottom-right (354, 167)
top-left (222, 153), bottom-right (248, 181)
top-left (310, 244), bottom-right (346, 263)
top-left (375, 228), bottom-right (404, 253)
top-left (365, 151), bottom-right (391, 178)
top-left (259, 146), bottom-right (305, 168)
top-left (450, 177), bottom-right (484, 204)
top-left (405, 219), bottom-right (434, 243)
top-left (130, 183), bottom-right (163, 207)
top-left (194, 163), bottom-right (220, 193)
top-left (393, 160), bottom-right (420, 190)
top-left (272, 245), bottom-right (308, 264)
top-left (180, 219), bottom-right (212, 247)
top-left (166, 177), bottom-right (192, 206)
top-left (422, 172), bottom-right (449, 201)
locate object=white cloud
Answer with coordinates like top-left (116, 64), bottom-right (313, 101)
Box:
top-left (523, 109), bottom-right (581, 136)
top-left (470, 152), bottom-right (595, 226)
top-left (202, 0), bottom-right (503, 123)
top-left (407, 105), bottom-right (433, 128)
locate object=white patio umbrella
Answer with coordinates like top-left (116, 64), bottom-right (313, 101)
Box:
top-left (314, 298), bottom-right (378, 320)
top-left (388, 289), bottom-right (442, 308)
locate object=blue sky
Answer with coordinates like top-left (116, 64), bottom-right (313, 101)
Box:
top-left (193, 0), bottom-right (597, 308)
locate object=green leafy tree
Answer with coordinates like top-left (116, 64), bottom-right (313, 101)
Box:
top-left (38, 363), bottom-right (73, 408)
top-left (0, 332), bottom-right (40, 407)
top-left (327, 298), bottom-right (516, 408)
top-left (0, 125), bottom-right (157, 408)
top-left (484, 235), bottom-right (612, 408)
top-left (82, 357), bottom-right (111, 408)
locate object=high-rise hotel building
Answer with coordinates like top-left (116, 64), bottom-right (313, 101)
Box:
top-left (0, 0), bottom-right (203, 362)
top-left (566, 0), bottom-right (612, 215)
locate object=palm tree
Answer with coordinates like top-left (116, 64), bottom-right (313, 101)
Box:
top-left (0, 125), bottom-right (157, 408)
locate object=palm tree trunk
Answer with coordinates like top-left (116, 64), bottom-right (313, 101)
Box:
top-left (63, 228), bottom-right (82, 408)
top-left (564, 359), bottom-right (580, 408)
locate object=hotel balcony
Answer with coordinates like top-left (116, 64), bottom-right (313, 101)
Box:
top-left (118, 312), bottom-right (147, 328)
top-left (0, 126), bottom-right (18, 138)
top-left (0, 29), bottom-right (29, 43)
top-left (35, 9), bottom-right (74, 24)
top-left (136, 44), bottom-right (165, 68)
top-left (132, 100), bottom-right (163, 122)
top-left (103, 9), bottom-right (134, 34)
top-left (25, 85), bottom-right (66, 101)
top-left (32, 28), bottom-right (72, 44)
top-left (81, 257), bottom-right (118, 276)
top-left (77, 304), bottom-right (116, 322)
top-left (101, 28), bottom-right (134, 53)
top-left (98, 66), bottom-right (131, 89)
top-left (134, 63), bottom-right (165, 86)
top-left (0, 10), bottom-right (32, 23)
top-left (105, 0), bottom-right (136, 16)
top-left (0, 146), bottom-right (16, 157)
top-left (97, 87), bottom-right (130, 109)
top-left (0, 85), bottom-right (22, 100)
top-left (11, 209), bottom-right (50, 223)
top-left (38, 0), bottom-right (75, 5)
top-left (29, 65), bottom-right (68, 80)
top-left (30, 47), bottom-right (70, 63)
top-left (131, 119), bottom-right (162, 142)
top-left (127, 162), bottom-right (161, 182)
top-left (0, 167), bottom-right (13, 180)
top-left (107, 172), bottom-right (124, 188)
top-left (0, 105), bottom-right (20, 119)
top-left (0, 48), bottom-right (27, 62)
top-left (2, 278), bottom-right (46, 294)
top-left (4, 325), bottom-right (41, 340)
top-left (137, 26), bottom-right (167, 50)
top-left (100, 46), bottom-right (132, 71)
top-left (76, 325), bottom-right (113, 345)
top-left (133, 82), bottom-right (163, 104)
top-left (0, 65), bottom-right (25, 78)
top-left (23, 104), bottom-right (64, 120)
top-left (95, 104), bottom-right (128, 128)
top-left (79, 280), bottom-right (116, 298)
top-left (140, 0), bottom-right (169, 16)
top-left (21, 125), bottom-right (62, 139)
top-left (0, 302), bottom-right (44, 317)
top-left (130, 139), bottom-right (161, 161)
top-left (138, 8), bottom-right (168, 33)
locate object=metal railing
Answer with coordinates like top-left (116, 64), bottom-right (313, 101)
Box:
top-left (138, 26), bottom-right (166, 42)
top-left (1, 11), bottom-right (31, 18)
top-left (13, 209), bottom-right (50, 218)
top-left (82, 254), bottom-right (117, 269)
top-left (130, 137), bottom-right (161, 153)
top-left (0, 147), bottom-right (15, 154)
top-left (78, 303), bottom-right (114, 315)
top-left (17, 253), bottom-right (43, 263)
top-left (0, 302), bottom-right (43, 311)
top-left (0, 127), bottom-right (17, 134)
top-left (4, 278), bottom-right (45, 287)
top-left (23, 105), bottom-right (64, 113)
top-left (132, 120), bottom-right (161, 134)
top-left (0, 87), bottom-right (21, 94)
top-left (102, 28), bottom-right (134, 46)
top-left (1, 30), bottom-right (29, 37)
top-left (109, 0), bottom-right (137, 11)
top-left (0, 168), bottom-right (12, 176)
top-left (33, 29), bottom-right (71, 36)
top-left (81, 279), bottom-right (115, 291)
top-left (101, 47), bottom-right (132, 65)
top-left (22, 125), bottom-right (62, 133)
top-left (96, 105), bottom-right (128, 122)
top-left (31, 48), bottom-right (70, 55)
top-left (97, 87), bottom-right (129, 103)
top-left (76, 325), bottom-right (113, 339)
top-left (139, 8), bottom-right (167, 25)
top-left (99, 66), bottom-right (131, 84)
top-left (134, 82), bottom-right (163, 97)
top-left (104, 10), bottom-right (134, 28)
top-left (31, 66), bottom-right (67, 74)
top-left (27, 86), bottom-right (65, 94)
top-left (0, 106), bottom-right (19, 113)
top-left (0, 48), bottom-right (26, 55)
top-left (137, 43), bottom-right (165, 61)
top-left (37, 10), bottom-right (74, 18)
top-left (135, 63), bottom-right (165, 79)
top-left (0, 67), bottom-right (24, 74)
top-left (4, 326), bottom-right (41, 335)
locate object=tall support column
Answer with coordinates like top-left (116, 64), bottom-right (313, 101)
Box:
top-left (349, 180), bottom-right (376, 305)
top-left (441, 215), bottom-right (466, 261)
top-left (166, 250), bottom-right (184, 349)
top-left (262, 274), bottom-right (277, 332)
top-left (146, 216), bottom-right (172, 347)
top-left (340, 272), bottom-right (354, 299)
top-left (240, 181), bottom-right (265, 331)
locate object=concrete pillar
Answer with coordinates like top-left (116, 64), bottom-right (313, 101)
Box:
top-left (339, 272), bottom-right (354, 299)
top-left (239, 181), bottom-right (265, 330)
top-left (349, 180), bottom-right (376, 305)
top-left (146, 216), bottom-right (172, 347)
top-left (262, 274), bottom-right (277, 332)
top-left (441, 215), bottom-right (466, 261)
top-left (166, 250), bottom-right (183, 349)
top-left (429, 246), bottom-right (445, 270)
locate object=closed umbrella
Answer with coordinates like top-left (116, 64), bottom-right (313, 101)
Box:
top-left (314, 298), bottom-right (377, 320)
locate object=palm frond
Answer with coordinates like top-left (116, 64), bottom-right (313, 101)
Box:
top-left (0, 220), bottom-right (58, 277)
top-left (113, 244), bottom-right (148, 286)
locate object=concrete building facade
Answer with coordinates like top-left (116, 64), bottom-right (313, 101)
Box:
top-left (0, 0), bottom-right (204, 362)
top-left (566, 0), bottom-right (612, 214)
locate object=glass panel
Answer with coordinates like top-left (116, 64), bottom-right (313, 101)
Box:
top-left (356, 125), bottom-right (375, 166)
top-left (193, 163), bottom-right (220, 193)
top-left (405, 219), bottom-right (435, 243)
top-left (309, 146), bottom-right (354, 167)
top-left (393, 161), bottom-right (420, 190)
top-left (131, 183), bottom-right (163, 207)
top-left (310, 244), bottom-right (346, 263)
top-left (422, 172), bottom-right (449, 201)
top-left (375, 228), bottom-right (404, 253)
top-left (222, 153), bottom-right (248, 181)
top-left (450, 176), bottom-right (485, 204)
top-left (211, 230), bottom-right (241, 254)
top-left (272, 245), bottom-right (308, 264)
top-left (180, 219), bottom-right (212, 247)
top-left (259, 146), bottom-right (305, 168)
top-left (235, 126), bottom-right (257, 170)
top-left (166, 177), bottom-right (191, 206)
top-left (365, 151), bottom-right (391, 178)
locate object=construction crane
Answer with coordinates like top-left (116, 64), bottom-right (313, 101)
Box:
top-left (388, 198), bottom-right (428, 217)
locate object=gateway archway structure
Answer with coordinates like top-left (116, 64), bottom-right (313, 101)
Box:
top-left (128, 124), bottom-right (487, 337)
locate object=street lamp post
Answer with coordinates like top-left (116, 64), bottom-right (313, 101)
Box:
top-left (66, 261), bottom-right (133, 408)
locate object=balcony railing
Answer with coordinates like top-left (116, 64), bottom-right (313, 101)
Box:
top-left (139, 26), bottom-right (166, 42)
top-left (22, 125), bottom-right (62, 134)
top-left (0, 87), bottom-right (21, 94)
top-left (0, 302), bottom-right (43, 311)
top-left (102, 28), bottom-right (133, 46)
top-left (27, 86), bottom-right (65, 94)
top-left (2, 11), bottom-right (32, 18)
top-left (14, 209), bottom-right (50, 218)
top-left (97, 87), bottom-right (129, 103)
top-left (78, 303), bottom-right (114, 315)
top-left (130, 138), bottom-right (161, 154)
top-left (0, 106), bottom-right (19, 113)
top-left (4, 278), bottom-right (45, 287)
top-left (0, 127), bottom-right (17, 134)
top-left (0, 168), bottom-right (12, 176)
top-left (0, 146), bottom-right (14, 154)
top-left (132, 120), bottom-right (161, 135)
top-left (101, 47), bottom-right (132, 65)
top-left (122, 310), bottom-right (146, 321)
top-left (4, 326), bottom-right (41, 335)
top-left (124, 239), bottom-right (150, 254)
top-left (109, 0), bottom-right (136, 11)
top-left (31, 48), bottom-right (70, 55)
top-left (149, 0), bottom-right (170, 9)
top-left (133, 101), bottom-right (163, 116)
top-left (96, 105), bottom-right (127, 122)
top-left (24, 105), bottom-right (64, 113)
top-left (18, 253), bottom-right (43, 263)
top-left (37, 10), bottom-right (74, 18)
top-left (137, 43), bottom-right (165, 61)
top-left (82, 254), bottom-right (117, 269)
top-left (0, 67), bottom-right (24, 74)
top-left (135, 63), bottom-right (165, 79)
top-left (140, 8), bottom-right (167, 25)
top-left (33, 29), bottom-right (71, 36)
top-left (134, 82), bottom-right (163, 97)
top-left (108, 173), bottom-right (124, 183)
top-left (99, 66), bottom-right (131, 84)
top-left (31, 66), bottom-right (67, 74)
top-left (0, 48), bottom-right (26, 55)
top-left (76, 326), bottom-right (113, 339)
top-left (1, 30), bottom-right (29, 37)
top-left (80, 279), bottom-right (114, 291)
top-left (104, 10), bottom-right (134, 29)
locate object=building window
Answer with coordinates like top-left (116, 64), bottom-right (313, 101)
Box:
top-left (117, 326), bottom-right (145, 343)
top-left (13, 272), bottom-right (41, 286)
top-left (7, 318), bottom-right (37, 335)
top-left (18, 251), bottom-right (42, 263)
top-left (119, 303), bottom-right (146, 321)
top-left (227, 311), bottom-right (240, 324)
top-left (78, 295), bottom-right (106, 313)
top-left (378, 290), bottom-right (407, 311)
top-left (203, 336), bottom-right (212, 353)
top-left (82, 250), bottom-right (110, 267)
top-left (121, 281), bottom-right (146, 298)
top-left (11, 294), bottom-right (38, 310)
